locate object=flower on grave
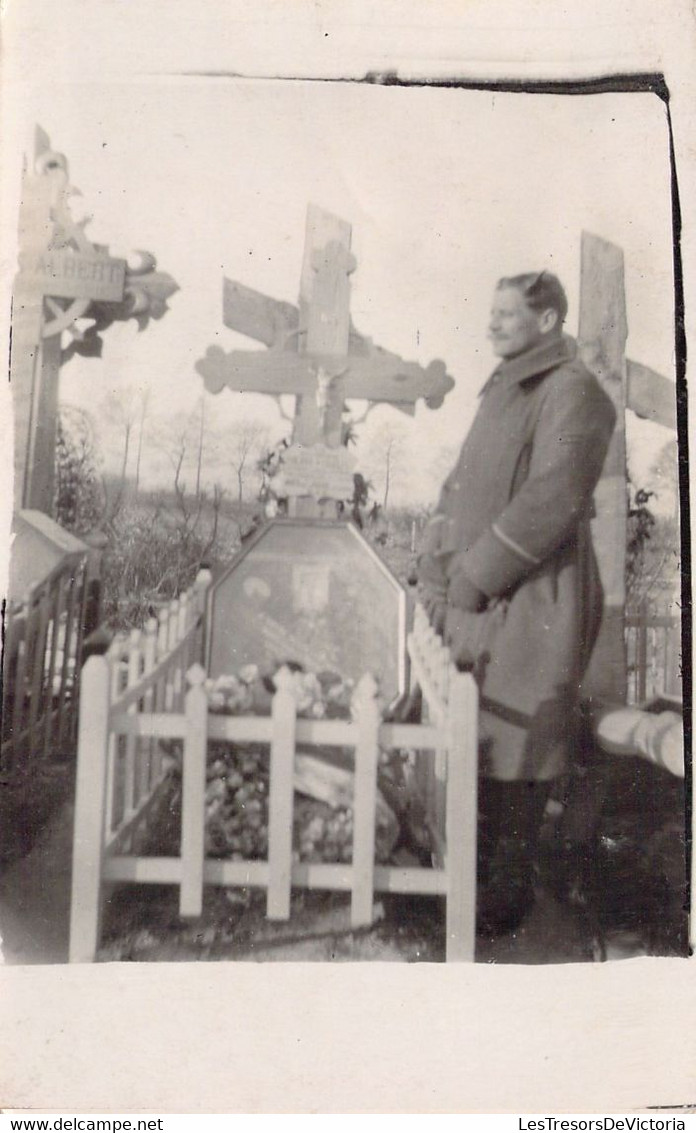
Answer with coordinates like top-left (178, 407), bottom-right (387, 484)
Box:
top-left (204, 660), bottom-right (358, 721)
top-left (204, 674), bottom-right (254, 714)
top-left (286, 670), bottom-right (324, 715)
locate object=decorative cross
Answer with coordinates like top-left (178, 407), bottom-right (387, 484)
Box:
top-left (195, 204), bottom-right (454, 511)
top-left (11, 126), bottom-right (179, 515)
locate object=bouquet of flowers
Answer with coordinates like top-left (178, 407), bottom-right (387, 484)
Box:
top-left (202, 661), bottom-right (401, 863)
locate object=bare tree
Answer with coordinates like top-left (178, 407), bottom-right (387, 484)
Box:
top-left (100, 385), bottom-right (142, 521)
top-left (226, 419), bottom-right (270, 502)
top-left (154, 412), bottom-right (198, 508)
top-left (359, 415), bottom-right (410, 511)
top-left (134, 388), bottom-right (151, 494)
top-left (195, 394), bottom-right (206, 501)
top-left (147, 412), bottom-right (226, 584)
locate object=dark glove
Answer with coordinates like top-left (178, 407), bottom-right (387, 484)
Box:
top-left (448, 570), bottom-right (488, 614)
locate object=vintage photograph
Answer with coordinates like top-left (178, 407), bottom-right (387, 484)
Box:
top-left (0, 75), bottom-right (686, 970)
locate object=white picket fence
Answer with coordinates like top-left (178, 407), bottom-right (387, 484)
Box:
top-left (69, 597), bottom-right (478, 963)
top-left (69, 571), bottom-right (211, 960)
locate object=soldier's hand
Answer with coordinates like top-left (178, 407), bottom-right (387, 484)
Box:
top-left (447, 571), bottom-right (488, 614)
top-left (429, 600), bottom-right (447, 635)
top-left (443, 606), bottom-right (478, 670)
top-left (419, 589), bottom-right (447, 634)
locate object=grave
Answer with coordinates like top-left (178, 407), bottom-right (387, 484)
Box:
top-left (206, 518), bottom-right (406, 707)
top-left (199, 204), bottom-right (455, 704)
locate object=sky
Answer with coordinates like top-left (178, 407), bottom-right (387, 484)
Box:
top-left (3, 76), bottom-right (678, 508)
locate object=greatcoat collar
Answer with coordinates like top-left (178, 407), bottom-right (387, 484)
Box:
top-left (481, 333), bottom-right (577, 396)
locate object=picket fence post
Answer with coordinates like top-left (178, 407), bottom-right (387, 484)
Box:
top-left (193, 567), bottom-right (213, 663)
top-left (445, 669), bottom-right (478, 961)
top-left (103, 633), bottom-right (126, 837)
top-left (69, 654), bottom-right (111, 963)
top-left (141, 617), bottom-right (158, 797)
top-left (180, 663), bottom-right (208, 918)
top-left (123, 628), bottom-right (141, 821)
top-left (267, 667), bottom-right (297, 920)
top-left (351, 673), bottom-right (381, 928)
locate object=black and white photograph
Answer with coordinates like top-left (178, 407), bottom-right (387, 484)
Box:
top-left (0, 0), bottom-right (693, 1115)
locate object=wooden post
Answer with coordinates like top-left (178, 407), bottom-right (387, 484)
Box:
top-left (141, 616), bottom-right (158, 796)
top-left (156, 605), bottom-right (171, 733)
top-left (636, 604), bottom-right (648, 704)
top-left (168, 597), bottom-right (182, 706)
top-left (69, 654), bottom-right (111, 962)
top-left (664, 621), bottom-right (682, 699)
top-left (11, 149), bottom-right (58, 514)
top-left (350, 674), bottom-right (381, 928)
top-left (193, 567), bottom-right (213, 665)
top-left (445, 669), bottom-right (478, 962)
top-left (123, 628), bottom-right (141, 818)
top-left (8, 606), bottom-right (29, 773)
top-left (577, 232), bottom-right (629, 703)
top-left (42, 573), bottom-right (65, 758)
top-left (26, 584), bottom-right (51, 767)
top-left (103, 634), bottom-right (125, 836)
top-left (433, 636), bottom-right (449, 841)
top-left (296, 205), bottom-right (354, 450)
top-left (180, 663), bottom-right (208, 919)
top-left (81, 531), bottom-right (108, 642)
top-left (267, 667), bottom-right (297, 920)
top-left (56, 572), bottom-right (80, 752)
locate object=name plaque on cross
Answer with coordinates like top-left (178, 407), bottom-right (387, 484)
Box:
top-left (18, 248), bottom-right (127, 302)
top-left (276, 443), bottom-right (356, 500)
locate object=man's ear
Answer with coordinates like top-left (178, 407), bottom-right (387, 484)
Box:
top-left (538, 307), bottom-right (559, 335)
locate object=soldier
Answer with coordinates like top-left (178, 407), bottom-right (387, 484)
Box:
top-left (419, 271), bottom-right (616, 935)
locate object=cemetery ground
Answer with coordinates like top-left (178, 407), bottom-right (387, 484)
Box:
top-left (1, 494), bottom-right (687, 966)
top-left (1, 759), bottom-right (687, 964)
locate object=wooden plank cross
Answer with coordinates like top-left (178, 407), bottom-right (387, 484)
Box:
top-left (11, 127), bottom-right (179, 517)
top-left (195, 204), bottom-right (455, 514)
top-left (578, 231), bottom-right (678, 702)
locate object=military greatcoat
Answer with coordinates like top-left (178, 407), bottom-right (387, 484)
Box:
top-left (426, 334), bottom-right (616, 781)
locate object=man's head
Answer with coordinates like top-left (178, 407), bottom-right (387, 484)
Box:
top-left (488, 271), bottom-right (568, 359)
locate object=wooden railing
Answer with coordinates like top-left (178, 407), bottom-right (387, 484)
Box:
top-left (1, 549), bottom-right (88, 780)
top-left (625, 606), bottom-right (682, 705)
top-left (69, 599), bottom-right (478, 963)
top-left (69, 573), bottom-right (210, 959)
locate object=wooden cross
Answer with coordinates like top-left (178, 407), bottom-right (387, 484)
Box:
top-left (11, 127), bottom-right (178, 516)
top-left (11, 129), bottom-right (122, 514)
top-left (195, 204), bottom-right (454, 511)
top-left (578, 232), bottom-right (678, 702)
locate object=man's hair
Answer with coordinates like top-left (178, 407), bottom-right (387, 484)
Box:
top-left (496, 271), bottom-right (568, 324)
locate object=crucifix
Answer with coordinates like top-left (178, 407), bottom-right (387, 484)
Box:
top-left (195, 204), bottom-right (455, 516)
top-left (11, 126), bottom-right (179, 516)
